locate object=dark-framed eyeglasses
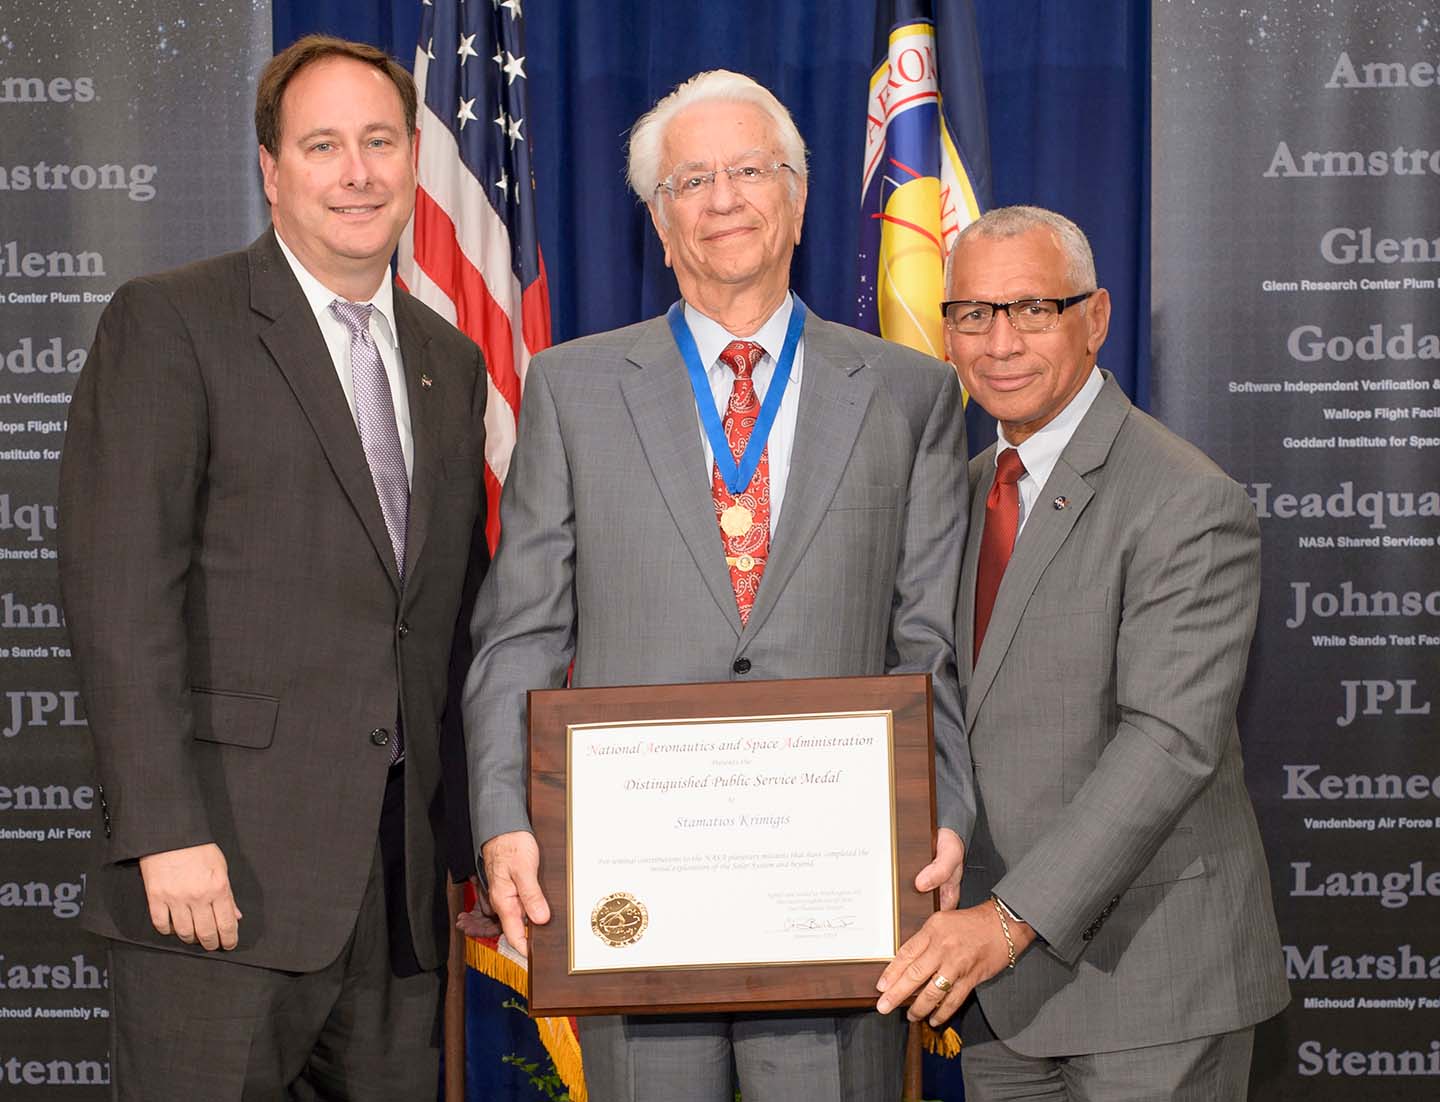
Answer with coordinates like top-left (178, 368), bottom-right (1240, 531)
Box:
top-left (940, 292), bottom-right (1095, 334)
top-left (654, 159), bottom-right (795, 201)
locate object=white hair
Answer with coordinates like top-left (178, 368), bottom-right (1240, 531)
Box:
top-left (626, 69), bottom-right (808, 205)
top-left (946, 205), bottom-right (1098, 292)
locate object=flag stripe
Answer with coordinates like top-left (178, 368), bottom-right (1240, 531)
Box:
top-left (410, 188), bottom-right (524, 420)
top-left (520, 255), bottom-right (552, 356)
top-left (482, 466), bottom-right (504, 557)
top-left (396, 260), bottom-right (458, 326)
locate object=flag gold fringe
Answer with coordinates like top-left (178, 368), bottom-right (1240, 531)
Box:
top-left (466, 937), bottom-right (588, 1102)
top-left (534, 1014), bottom-right (587, 1102)
top-left (465, 935), bottom-right (528, 994)
top-left (921, 1022), bottom-right (962, 1058)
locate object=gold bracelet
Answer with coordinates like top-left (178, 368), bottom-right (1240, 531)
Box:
top-left (991, 896), bottom-right (1016, 970)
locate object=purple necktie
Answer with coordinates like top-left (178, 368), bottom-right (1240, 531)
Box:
top-left (330, 300), bottom-right (410, 579)
top-left (331, 299), bottom-right (408, 764)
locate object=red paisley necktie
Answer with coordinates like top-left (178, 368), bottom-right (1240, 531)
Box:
top-left (712, 340), bottom-right (771, 625)
top-left (973, 447), bottom-right (1027, 665)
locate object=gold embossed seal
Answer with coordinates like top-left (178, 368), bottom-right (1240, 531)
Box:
top-left (591, 891), bottom-right (649, 947)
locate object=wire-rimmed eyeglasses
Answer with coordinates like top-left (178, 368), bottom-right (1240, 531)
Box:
top-left (654, 159), bottom-right (796, 201)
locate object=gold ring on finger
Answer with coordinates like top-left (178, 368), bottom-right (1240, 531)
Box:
top-left (932, 974), bottom-right (954, 992)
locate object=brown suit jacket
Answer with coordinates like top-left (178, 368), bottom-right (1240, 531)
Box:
top-left (59, 229), bottom-right (486, 972)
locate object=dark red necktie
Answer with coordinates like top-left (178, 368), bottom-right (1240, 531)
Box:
top-left (711, 340), bottom-right (771, 625)
top-left (973, 448), bottom-right (1027, 664)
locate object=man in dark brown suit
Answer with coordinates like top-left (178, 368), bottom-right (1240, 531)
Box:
top-left (58, 35), bottom-right (486, 1100)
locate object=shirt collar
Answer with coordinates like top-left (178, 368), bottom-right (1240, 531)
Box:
top-left (997, 366), bottom-right (1105, 489)
top-left (684, 293), bottom-right (799, 378)
top-left (273, 228), bottom-right (399, 350)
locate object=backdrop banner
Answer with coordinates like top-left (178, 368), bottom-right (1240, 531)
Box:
top-left (1152, 2), bottom-right (1439, 1097)
top-left (280, 0), bottom-right (1149, 406)
top-left (0, 1), bottom-right (268, 1093)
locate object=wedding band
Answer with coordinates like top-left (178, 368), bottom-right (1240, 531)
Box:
top-left (931, 974), bottom-right (954, 992)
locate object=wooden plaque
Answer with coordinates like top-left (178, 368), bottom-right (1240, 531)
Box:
top-left (525, 673), bottom-right (937, 1017)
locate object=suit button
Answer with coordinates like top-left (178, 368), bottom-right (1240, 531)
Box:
top-left (370, 728), bottom-right (391, 746)
top-left (733, 658), bottom-right (751, 675)
top-left (397, 620), bottom-right (410, 638)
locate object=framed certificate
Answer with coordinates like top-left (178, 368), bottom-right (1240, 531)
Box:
top-left (525, 673), bottom-right (937, 1016)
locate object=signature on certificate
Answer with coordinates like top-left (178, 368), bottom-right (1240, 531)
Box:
top-left (783, 915), bottom-right (857, 932)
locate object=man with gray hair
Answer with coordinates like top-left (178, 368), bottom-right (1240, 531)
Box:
top-left (875, 205), bottom-right (1289, 1099)
top-left (464, 70), bottom-right (971, 1101)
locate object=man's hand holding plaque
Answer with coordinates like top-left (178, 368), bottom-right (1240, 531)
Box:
top-left (913, 827), bottom-right (964, 912)
top-left (480, 830), bottom-right (549, 956)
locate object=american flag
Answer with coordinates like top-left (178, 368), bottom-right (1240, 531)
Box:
top-left (397, 8), bottom-right (579, 1099)
top-left (398, 0), bottom-right (551, 550)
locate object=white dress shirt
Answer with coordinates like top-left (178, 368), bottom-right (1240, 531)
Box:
top-left (684, 295), bottom-right (804, 529)
top-left (998, 366), bottom-right (1105, 535)
top-left (274, 231), bottom-right (414, 482)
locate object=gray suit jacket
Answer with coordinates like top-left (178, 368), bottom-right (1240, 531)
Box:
top-left (958, 373), bottom-right (1289, 1055)
top-left (466, 308), bottom-right (972, 853)
top-left (59, 230), bottom-right (487, 973)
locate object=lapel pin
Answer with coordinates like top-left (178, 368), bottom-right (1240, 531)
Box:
top-left (1053, 496), bottom-right (1068, 510)
top-left (420, 373), bottom-right (433, 390)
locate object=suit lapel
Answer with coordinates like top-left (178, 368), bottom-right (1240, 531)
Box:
top-left (621, 319), bottom-right (744, 635)
top-left (966, 375), bottom-right (1131, 726)
top-left (966, 465), bottom-right (1093, 724)
top-left (742, 315), bottom-right (871, 640)
top-left (394, 291), bottom-right (441, 589)
top-left (250, 231), bottom-right (401, 593)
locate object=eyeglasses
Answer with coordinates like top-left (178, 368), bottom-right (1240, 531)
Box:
top-left (940, 292), bottom-right (1095, 334)
top-left (655, 159), bottom-right (795, 201)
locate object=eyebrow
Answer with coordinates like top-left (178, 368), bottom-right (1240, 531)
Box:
top-left (294, 122), bottom-right (402, 145)
top-left (670, 147), bottom-right (771, 170)
top-left (953, 294), bottom-right (1053, 302)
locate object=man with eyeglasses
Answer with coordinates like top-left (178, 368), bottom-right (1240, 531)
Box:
top-left (875, 206), bottom-right (1289, 1099)
top-left (464, 70), bottom-right (971, 1102)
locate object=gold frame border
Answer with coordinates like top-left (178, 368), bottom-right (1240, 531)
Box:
top-left (564, 709), bottom-right (899, 975)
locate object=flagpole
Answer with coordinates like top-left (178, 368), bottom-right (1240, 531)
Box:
top-left (903, 1022), bottom-right (924, 1100)
top-left (445, 881), bottom-right (467, 1101)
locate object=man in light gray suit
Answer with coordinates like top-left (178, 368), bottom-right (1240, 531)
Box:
top-left (876, 206), bottom-right (1289, 1099)
top-left (465, 70), bottom-right (971, 1102)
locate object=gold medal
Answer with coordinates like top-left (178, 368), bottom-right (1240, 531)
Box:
top-left (719, 504), bottom-right (753, 538)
